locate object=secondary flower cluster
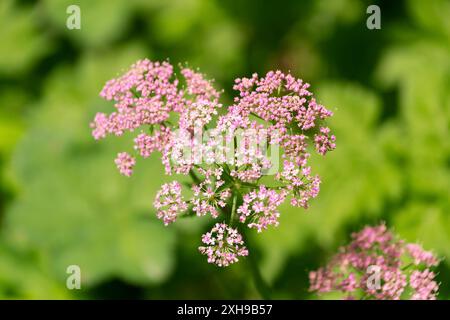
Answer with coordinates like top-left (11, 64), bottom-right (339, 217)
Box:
top-left (92, 59), bottom-right (336, 266)
top-left (238, 186), bottom-right (287, 232)
top-left (309, 224), bottom-right (440, 300)
top-left (199, 223), bottom-right (249, 267)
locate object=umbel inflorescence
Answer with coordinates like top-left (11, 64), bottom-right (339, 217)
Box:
top-left (309, 224), bottom-right (440, 300)
top-left (91, 59), bottom-right (336, 267)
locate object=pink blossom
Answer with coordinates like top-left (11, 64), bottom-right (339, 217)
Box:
top-left (191, 167), bottom-right (230, 218)
top-left (114, 152), bottom-right (135, 177)
top-left (406, 244), bottom-right (439, 267)
top-left (134, 126), bottom-right (172, 158)
top-left (339, 273), bottom-right (358, 293)
top-left (93, 60), bottom-right (337, 267)
top-left (92, 60), bottom-right (182, 139)
top-left (199, 223), bottom-right (248, 267)
top-left (237, 186), bottom-right (287, 232)
top-left (314, 127), bottom-right (336, 155)
top-left (179, 99), bottom-right (222, 130)
top-left (410, 270), bottom-right (439, 300)
top-left (276, 161), bottom-right (321, 209)
top-left (91, 60), bottom-right (222, 174)
top-left (295, 99), bottom-right (332, 130)
top-left (309, 224), bottom-right (440, 300)
top-left (181, 67), bottom-right (221, 102)
top-left (309, 268), bottom-right (335, 293)
top-left (154, 181), bottom-right (188, 225)
top-left (91, 113), bottom-right (109, 140)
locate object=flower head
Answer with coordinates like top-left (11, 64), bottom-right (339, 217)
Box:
top-left (410, 270), bottom-right (439, 300)
top-left (199, 223), bottom-right (248, 267)
top-left (314, 127), bottom-right (336, 156)
top-left (238, 186), bottom-right (287, 232)
top-left (406, 244), bottom-right (439, 267)
top-left (191, 167), bottom-right (230, 218)
top-left (93, 60), bottom-right (337, 267)
top-left (114, 152), bottom-right (135, 177)
top-left (309, 224), bottom-right (440, 300)
top-left (154, 181), bottom-right (188, 225)
top-left (277, 161), bottom-right (321, 208)
top-left (134, 126), bottom-right (172, 158)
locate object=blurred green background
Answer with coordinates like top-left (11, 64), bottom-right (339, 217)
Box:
top-left (0, 0), bottom-right (449, 299)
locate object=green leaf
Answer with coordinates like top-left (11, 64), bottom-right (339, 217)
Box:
top-left (5, 45), bottom-right (177, 287)
top-left (0, 243), bottom-right (72, 299)
top-left (393, 201), bottom-right (450, 259)
top-left (42, 0), bottom-right (131, 48)
top-left (0, 0), bottom-right (50, 75)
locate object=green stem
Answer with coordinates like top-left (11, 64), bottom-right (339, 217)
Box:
top-left (224, 188), bottom-right (271, 299)
top-left (230, 193), bottom-right (238, 226)
top-left (189, 169), bottom-right (201, 185)
top-left (401, 263), bottom-right (413, 271)
top-left (244, 233), bottom-right (272, 300)
top-left (187, 149), bottom-right (271, 299)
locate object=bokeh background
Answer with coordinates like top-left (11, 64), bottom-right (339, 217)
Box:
top-left (0, 0), bottom-right (449, 299)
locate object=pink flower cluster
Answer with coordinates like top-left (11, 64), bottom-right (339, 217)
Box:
top-left (198, 223), bottom-right (248, 267)
top-left (237, 186), bottom-right (287, 232)
top-left (314, 127), bottom-right (336, 155)
top-left (191, 167), bottom-right (231, 218)
top-left (114, 152), bottom-right (135, 177)
top-left (410, 270), bottom-right (439, 300)
top-left (153, 181), bottom-right (188, 225)
top-left (309, 224), bottom-right (440, 300)
top-left (134, 127), bottom-right (172, 158)
top-left (406, 243), bottom-right (439, 267)
top-left (90, 59), bottom-right (221, 174)
top-left (92, 59), bottom-right (337, 266)
top-left (224, 71), bottom-right (334, 208)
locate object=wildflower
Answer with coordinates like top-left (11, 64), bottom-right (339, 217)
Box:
top-left (191, 167), bottom-right (230, 218)
top-left (339, 273), bottom-right (358, 293)
top-left (134, 126), bottom-right (172, 158)
top-left (276, 161), bottom-right (321, 208)
top-left (295, 99), bottom-right (332, 131)
top-left (406, 244), bottom-right (439, 267)
top-left (309, 224), bottom-right (440, 300)
top-left (281, 134), bottom-right (309, 167)
top-left (91, 112), bottom-right (109, 140)
top-left (375, 268), bottom-right (407, 300)
top-left (114, 152), bottom-right (135, 177)
top-left (238, 186), bottom-right (287, 232)
top-left (93, 60), bottom-right (181, 138)
top-left (93, 60), bottom-right (337, 266)
top-left (230, 71), bottom-right (335, 209)
top-left (314, 127), bottom-right (336, 156)
top-left (181, 67), bottom-right (221, 102)
top-left (179, 99), bottom-right (222, 130)
top-left (410, 270), bottom-right (439, 300)
top-left (154, 181), bottom-right (188, 225)
top-left (91, 60), bottom-right (222, 172)
top-left (309, 268), bottom-right (335, 293)
top-left (230, 126), bottom-right (273, 183)
top-left (198, 223), bottom-right (248, 267)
